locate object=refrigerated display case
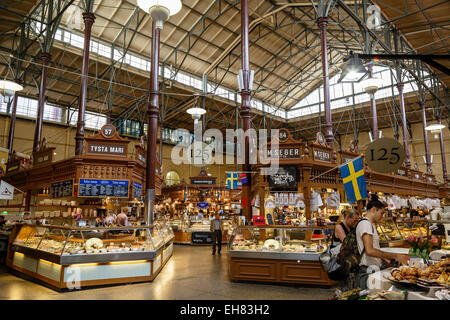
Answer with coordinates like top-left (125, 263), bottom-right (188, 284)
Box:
top-left (228, 225), bottom-right (335, 285)
top-left (7, 222), bottom-right (174, 289)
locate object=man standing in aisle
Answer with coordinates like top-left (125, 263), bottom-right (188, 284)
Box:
top-left (211, 211), bottom-right (224, 255)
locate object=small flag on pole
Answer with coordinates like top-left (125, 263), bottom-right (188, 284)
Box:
top-left (184, 184), bottom-right (188, 202)
top-left (226, 172), bottom-right (238, 189)
top-left (240, 173), bottom-right (248, 184)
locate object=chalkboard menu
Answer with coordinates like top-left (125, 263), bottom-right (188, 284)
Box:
top-left (132, 182), bottom-right (142, 199)
top-left (78, 179), bottom-right (129, 198)
top-left (268, 166), bottom-right (297, 187)
top-left (191, 232), bottom-right (213, 244)
top-left (51, 180), bottom-right (74, 198)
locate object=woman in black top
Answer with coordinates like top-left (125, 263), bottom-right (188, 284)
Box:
top-left (332, 209), bottom-right (360, 245)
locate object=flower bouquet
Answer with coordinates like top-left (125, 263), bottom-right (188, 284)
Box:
top-left (406, 235), bottom-right (437, 260)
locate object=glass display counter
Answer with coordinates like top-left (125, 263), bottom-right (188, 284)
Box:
top-left (7, 222), bottom-right (174, 290)
top-left (228, 225), bottom-right (335, 286)
top-left (377, 218), bottom-right (429, 247)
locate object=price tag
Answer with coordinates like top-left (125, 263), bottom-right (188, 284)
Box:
top-left (365, 138), bottom-right (405, 173)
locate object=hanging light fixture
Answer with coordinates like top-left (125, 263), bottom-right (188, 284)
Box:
top-left (361, 76), bottom-right (384, 96)
top-left (186, 107), bottom-right (206, 124)
top-left (0, 80), bottom-right (23, 103)
top-left (338, 52), bottom-right (368, 83)
top-left (137, 0), bottom-right (182, 29)
top-left (425, 123), bottom-right (445, 131)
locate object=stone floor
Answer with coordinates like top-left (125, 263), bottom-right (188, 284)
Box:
top-left (0, 245), bottom-right (335, 300)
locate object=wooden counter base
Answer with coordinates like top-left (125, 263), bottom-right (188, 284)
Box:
top-left (229, 256), bottom-right (335, 286)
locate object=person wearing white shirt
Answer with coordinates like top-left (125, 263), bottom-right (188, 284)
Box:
top-left (210, 212), bottom-right (224, 255)
top-left (355, 195), bottom-right (410, 289)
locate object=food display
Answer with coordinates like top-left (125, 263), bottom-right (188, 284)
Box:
top-left (8, 221), bottom-right (175, 289)
top-left (229, 226), bottom-right (332, 256)
top-left (11, 220), bottom-right (174, 261)
top-left (388, 258), bottom-right (450, 286)
top-left (377, 218), bottom-right (430, 247)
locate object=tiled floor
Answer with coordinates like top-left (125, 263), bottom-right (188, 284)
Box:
top-left (0, 246), bottom-right (335, 300)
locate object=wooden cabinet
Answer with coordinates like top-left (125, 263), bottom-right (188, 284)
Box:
top-left (230, 258), bottom-right (278, 282)
top-left (229, 257), bottom-right (335, 286)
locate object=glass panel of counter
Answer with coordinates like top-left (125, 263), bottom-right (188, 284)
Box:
top-left (11, 223), bottom-right (173, 265)
top-left (229, 225), bottom-right (332, 261)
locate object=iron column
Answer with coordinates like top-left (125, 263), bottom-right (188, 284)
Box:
top-left (438, 116), bottom-right (448, 182)
top-left (75, 12), bottom-right (95, 155)
top-left (420, 101), bottom-right (431, 173)
top-left (317, 16), bottom-right (333, 148)
top-left (33, 52), bottom-right (51, 153)
top-left (240, 0), bottom-right (252, 220)
top-left (145, 21), bottom-right (160, 225)
top-left (396, 82), bottom-right (411, 168)
top-left (7, 86), bottom-right (19, 162)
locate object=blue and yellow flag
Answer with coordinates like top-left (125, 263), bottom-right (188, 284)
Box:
top-left (340, 157), bottom-right (367, 204)
top-left (184, 184), bottom-right (188, 202)
top-left (226, 172), bottom-right (238, 189)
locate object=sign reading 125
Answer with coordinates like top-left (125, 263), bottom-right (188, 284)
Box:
top-left (365, 137), bottom-right (405, 173)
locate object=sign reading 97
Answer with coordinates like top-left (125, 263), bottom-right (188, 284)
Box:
top-left (365, 137), bottom-right (405, 173)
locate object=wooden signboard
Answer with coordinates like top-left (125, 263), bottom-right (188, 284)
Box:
top-left (309, 132), bottom-right (335, 164)
top-left (32, 138), bottom-right (55, 167)
top-left (339, 140), bottom-right (360, 164)
top-left (189, 168), bottom-right (216, 186)
top-left (6, 151), bottom-right (31, 173)
top-left (85, 124), bottom-right (130, 157)
top-left (134, 136), bottom-right (146, 166)
top-left (261, 128), bottom-right (304, 165)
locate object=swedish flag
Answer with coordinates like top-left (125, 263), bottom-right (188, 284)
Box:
top-left (226, 172), bottom-right (238, 190)
top-left (340, 157), bottom-right (367, 204)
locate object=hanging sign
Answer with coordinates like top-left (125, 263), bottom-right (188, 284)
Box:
top-left (313, 149), bottom-right (331, 162)
top-left (365, 137), bottom-right (405, 173)
top-left (0, 180), bottom-right (14, 200)
top-left (50, 180), bottom-right (74, 198)
top-left (78, 179), bottom-right (129, 198)
top-left (268, 166), bottom-right (297, 187)
top-left (197, 202), bottom-right (210, 209)
top-left (132, 182), bottom-right (142, 199)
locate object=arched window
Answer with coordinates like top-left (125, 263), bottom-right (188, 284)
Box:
top-left (165, 171), bottom-right (180, 186)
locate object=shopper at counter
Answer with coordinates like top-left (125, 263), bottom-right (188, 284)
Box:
top-left (355, 195), bottom-right (410, 289)
top-left (334, 209), bottom-right (360, 244)
top-left (211, 212), bottom-right (224, 255)
top-left (117, 209), bottom-right (128, 227)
